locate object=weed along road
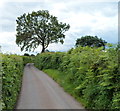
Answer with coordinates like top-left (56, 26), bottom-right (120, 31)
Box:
top-left (16, 63), bottom-right (85, 109)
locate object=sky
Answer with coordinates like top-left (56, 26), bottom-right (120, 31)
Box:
top-left (0, 0), bottom-right (118, 55)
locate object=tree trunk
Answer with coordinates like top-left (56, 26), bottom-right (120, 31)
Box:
top-left (41, 44), bottom-right (45, 53)
top-left (41, 40), bottom-right (49, 53)
top-left (41, 47), bottom-right (45, 53)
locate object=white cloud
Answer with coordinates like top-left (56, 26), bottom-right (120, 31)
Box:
top-left (0, 32), bottom-right (42, 54)
top-left (0, 1), bottom-right (118, 54)
top-left (0, 32), bottom-right (19, 53)
top-left (1, 0), bottom-right (119, 2)
top-left (0, 32), bottom-right (15, 44)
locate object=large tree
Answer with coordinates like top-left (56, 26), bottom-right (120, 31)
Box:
top-left (75, 35), bottom-right (107, 49)
top-left (16, 10), bottom-right (70, 53)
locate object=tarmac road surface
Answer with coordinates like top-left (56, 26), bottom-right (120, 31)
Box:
top-left (16, 63), bottom-right (86, 109)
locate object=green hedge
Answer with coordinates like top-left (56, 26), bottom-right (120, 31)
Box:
top-left (34, 52), bottom-right (64, 70)
top-left (1, 54), bottom-right (24, 110)
top-left (1, 46), bottom-right (118, 110)
top-left (22, 56), bottom-right (35, 66)
top-left (0, 53), bottom-right (36, 110)
top-left (34, 46), bottom-right (120, 110)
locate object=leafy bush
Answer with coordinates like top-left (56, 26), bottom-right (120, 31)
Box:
top-left (34, 52), bottom-right (64, 70)
top-left (34, 46), bottom-right (120, 110)
top-left (1, 54), bottom-right (23, 110)
top-left (23, 56), bottom-right (34, 66)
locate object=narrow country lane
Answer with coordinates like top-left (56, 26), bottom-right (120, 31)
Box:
top-left (16, 63), bottom-right (86, 109)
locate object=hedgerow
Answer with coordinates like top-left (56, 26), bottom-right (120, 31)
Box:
top-left (1, 45), bottom-right (119, 110)
top-left (34, 52), bottom-right (64, 70)
top-left (1, 53), bottom-right (37, 110)
top-left (22, 56), bottom-right (35, 66)
top-left (1, 54), bottom-right (24, 110)
top-left (1, 53), bottom-right (36, 110)
top-left (34, 46), bottom-right (120, 110)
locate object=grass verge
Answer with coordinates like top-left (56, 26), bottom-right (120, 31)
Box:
top-left (43, 69), bottom-right (86, 108)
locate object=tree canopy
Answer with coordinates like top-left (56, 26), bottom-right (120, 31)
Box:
top-left (75, 35), bottom-right (107, 49)
top-left (16, 10), bottom-right (70, 53)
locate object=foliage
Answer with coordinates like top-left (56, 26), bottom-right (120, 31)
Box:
top-left (1, 44), bottom-right (119, 110)
top-left (75, 36), bottom-right (107, 49)
top-left (24, 53), bottom-right (30, 56)
top-left (34, 46), bottom-right (120, 110)
top-left (31, 54), bottom-right (35, 56)
top-left (43, 69), bottom-right (65, 84)
top-left (16, 10), bottom-right (70, 53)
top-left (22, 56), bottom-right (34, 66)
top-left (34, 52), bottom-right (64, 70)
top-left (1, 54), bottom-right (23, 110)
